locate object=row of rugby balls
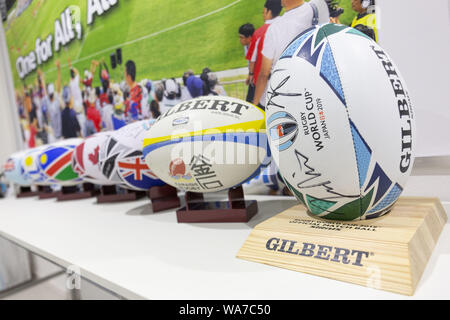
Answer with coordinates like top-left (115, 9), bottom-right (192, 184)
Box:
top-left (3, 96), bottom-right (270, 194)
top-left (3, 121), bottom-right (165, 191)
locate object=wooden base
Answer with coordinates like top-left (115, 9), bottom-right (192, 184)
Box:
top-left (149, 185), bottom-right (180, 213)
top-left (237, 197), bottom-right (447, 296)
top-left (176, 186), bottom-right (258, 223)
top-left (16, 186), bottom-right (39, 198)
top-left (96, 185), bottom-right (147, 204)
top-left (57, 185), bottom-right (96, 202)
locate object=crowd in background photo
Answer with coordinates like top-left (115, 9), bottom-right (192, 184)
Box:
top-left (15, 55), bottom-right (228, 148)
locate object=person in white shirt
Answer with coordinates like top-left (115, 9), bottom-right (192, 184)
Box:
top-left (68, 58), bottom-right (86, 137)
top-left (246, 0), bottom-right (282, 107)
top-left (160, 78), bottom-right (181, 114)
top-left (207, 73), bottom-right (227, 96)
top-left (45, 83), bottom-right (62, 140)
top-left (253, 0), bottom-right (316, 108)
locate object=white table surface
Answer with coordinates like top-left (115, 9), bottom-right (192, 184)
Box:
top-left (0, 173), bottom-right (449, 300)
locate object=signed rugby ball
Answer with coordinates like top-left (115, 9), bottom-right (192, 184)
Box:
top-left (99, 120), bottom-right (165, 190)
top-left (37, 138), bottom-right (84, 186)
top-left (266, 24), bottom-right (415, 220)
top-left (142, 96), bottom-right (267, 193)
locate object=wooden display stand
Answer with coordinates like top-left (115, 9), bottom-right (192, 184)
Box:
top-left (148, 185), bottom-right (180, 213)
top-left (57, 183), bottom-right (97, 202)
top-left (237, 197), bottom-right (447, 296)
top-left (38, 185), bottom-right (58, 199)
top-left (16, 186), bottom-right (39, 198)
top-left (96, 185), bottom-right (147, 204)
top-left (176, 186), bottom-right (258, 223)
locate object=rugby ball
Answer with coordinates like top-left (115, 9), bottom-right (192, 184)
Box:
top-left (142, 96), bottom-right (267, 193)
top-left (72, 132), bottom-right (116, 185)
top-left (37, 138), bottom-right (84, 186)
top-left (266, 24), bottom-right (415, 220)
top-left (22, 146), bottom-right (51, 185)
top-left (99, 120), bottom-right (165, 190)
top-left (3, 150), bottom-right (32, 186)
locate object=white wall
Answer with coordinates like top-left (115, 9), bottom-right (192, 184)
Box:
top-left (0, 23), bottom-right (33, 294)
top-left (377, 0), bottom-right (450, 157)
top-left (0, 23), bottom-right (23, 164)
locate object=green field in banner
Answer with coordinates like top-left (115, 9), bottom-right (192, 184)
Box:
top-left (5, 0), bottom-right (356, 88)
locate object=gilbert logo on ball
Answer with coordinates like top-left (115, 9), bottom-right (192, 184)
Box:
top-left (266, 24), bottom-right (415, 221)
top-left (142, 96), bottom-right (268, 193)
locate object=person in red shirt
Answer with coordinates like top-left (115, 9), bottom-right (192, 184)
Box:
top-left (238, 23), bottom-right (255, 103)
top-left (97, 58), bottom-right (110, 108)
top-left (124, 60), bottom-right (142, 121)
top-left (86, 90), bottom-right (102, 134)
top-left (246, 0), bottom-right (282, 108)
top-left (83, 60), bottom-right (98, 89)
top-left (99, 89), bottom-right (110, 108)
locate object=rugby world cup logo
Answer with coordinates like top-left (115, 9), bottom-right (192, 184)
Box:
top-left (267, 111), bottom-right (299, 151)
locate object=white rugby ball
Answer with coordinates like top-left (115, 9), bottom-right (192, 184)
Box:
top-left (143, 96), bottom-right (267, 193)
top-left (266, 24), bottom-right (415, 220)
top-left (99, 120), bottom-right (165, 190)
top-left (3, 150), bottom-right (32, 186)
top-left (72, 132), bottom-right (116, 185)
top-left (37, 138), bottom-right (84, 186)
top-left (22, 146), bottom-right (52, 185)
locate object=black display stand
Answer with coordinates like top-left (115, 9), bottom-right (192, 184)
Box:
top-left (148, 185), bottom-right (180, 213)
top-left (176, 186), bottom-right (258, 223)
top-left (96, 185), bottom-right (147, 203)
top-left (38, 185), bottom-right (58, 199)
top-left (57, 183), bottom-right (98, 202)
top-left (16, 186), bottom-right (39, 198)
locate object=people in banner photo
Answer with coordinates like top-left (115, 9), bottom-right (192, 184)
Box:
top-left (39, 70), bottom-right (62, 141)
top-left (350, 0), bottom-right (377, 42)
top-left (61, 86), bottom-right (81, 139)
top-left (123, 60), bottom-right (143, 122)
top-left (7, 0), bottom-right (363, 151)
top-left (68, 58), bottom-right (86, 137)
top-left (253, 0), bottom-right (320, 109)
top-left (238, 23), bottom-right (255, 103)
top-left (246, 0), bottom-right (282, 108)
top-left (327, 0), bottom-right (345, 23)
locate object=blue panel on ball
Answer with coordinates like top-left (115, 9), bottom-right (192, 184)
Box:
top-left (367, 183), bottom-right (403, 214)
top-left (279, 27), bottom-right (315, 60)
top-left (364, 163), bottom-right (392, 205)
top-left (143, 132), bottom-right (266, 157)
top-left (319, 42), bottom-right (346, 106)
top-left (297, 35), bottom-right (324, 67)
top-left (349, 120), bottom-right (372, 188)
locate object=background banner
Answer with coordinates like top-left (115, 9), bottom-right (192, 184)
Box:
top-left (1, 0), bottom-right (356, 150)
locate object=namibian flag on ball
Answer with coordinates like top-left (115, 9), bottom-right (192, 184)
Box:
top-left (38, 139), bottom-right (84, 186)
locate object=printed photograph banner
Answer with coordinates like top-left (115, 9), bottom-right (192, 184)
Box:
top-left (1, 0), bottom-right (356, 149)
